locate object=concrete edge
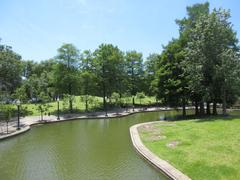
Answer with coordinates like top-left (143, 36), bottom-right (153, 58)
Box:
top-left (0, 107), bottom-right (193, 141)
top-left (129, 122), bottom-right (191, 180)
top-left (0, 108), bottom-right (172, 141)
top-left (0, 126), bottom-right (31, 140)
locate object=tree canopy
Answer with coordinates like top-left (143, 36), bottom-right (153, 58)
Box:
top-left (1, 2), bottom-right (239, 117)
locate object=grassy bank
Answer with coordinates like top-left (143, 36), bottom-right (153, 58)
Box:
top-left (1, 96), bottom-right (156, 116)
top-left (139, 117), bottom-right (240, 180)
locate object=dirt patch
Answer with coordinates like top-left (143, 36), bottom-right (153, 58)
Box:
top-left (138, 123), bottom-right (158, 133)
top-left (138, 123), bottom-right (176, 133)
top-left (166, 140), bottom-right (181, 148)
top-left (159, 123), bottom-right (176, 126)
top-left (146, 134), bottom-right (167, 142)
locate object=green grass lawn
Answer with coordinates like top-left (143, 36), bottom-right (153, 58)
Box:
top-left (1, 96), bottom-right (156, 116)
top-left (139, 117), bottom-right (240, 180)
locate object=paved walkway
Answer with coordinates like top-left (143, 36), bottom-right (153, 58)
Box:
top-left (0, 107), bottom-right (173, 140)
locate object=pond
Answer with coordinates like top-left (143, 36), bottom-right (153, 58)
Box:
top-left (0, 110), bottom-right (193, 180)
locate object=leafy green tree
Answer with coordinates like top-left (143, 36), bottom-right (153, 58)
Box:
top-left (136, 92), bottom-right (145, 105)
top-left (122, 92), bottom-right (131, 112)
top-left (125, 51), bottom-right (144, 109)
top-left (0, 42), bottom-right (22, 95)
top-left (186, 8), bottom-right (239, 115)
top-left (175, 2), bottom-right (210, 115)
top-left (79, 72), bottom-right (97, 111)
top-left (144, 53), bottom-right (160, 96)
top-left (14, 71), bottom-right (51, 103)
top-left (54, 43), bottom-right (80, 112)
top-left (93, 44), bottom-right (124, 115)
top-left (216, 49), bottom-right (240, 114)
top-left (80, 95), bottom-right (93, 112)
top-left (154, 39), bottom-right (188, 116)
top-left (21, 60), bottom-right (37, 79)
top-left (18, 59), bottom-right (57, 102)
top-left (79, 50), bottom-right (98, 112)
top-left (0, 103), bottom-right (14, 133)
top-left (12, 86), bottom-right (28, 102)
top-left (111, 92), bottom-right (121, 114)
top-left (176, 2), bottom-right (209, 33)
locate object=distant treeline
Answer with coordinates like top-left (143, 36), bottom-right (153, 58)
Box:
top-left (0, 2), bottom-right (239, 116)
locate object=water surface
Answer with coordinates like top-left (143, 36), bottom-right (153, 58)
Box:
top-left (0, 110), bottom-right (191, 180)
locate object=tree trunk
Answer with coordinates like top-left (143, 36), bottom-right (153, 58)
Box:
top-left (206, 102), bottom-right (211, 115)
top-left (41, 111), bottom-right (43, 121)
top-left (131, 64), bottom-right (135, 111)
top-left (6, 121), bottom-right (8, 134)
top-left (200, 102), bottom-right (205, 115)
top-left (119, 97), bottom-right (122, 107)
top-left (85, 99), bottom-right (88, 112)
top-left (103, 83), bottom-right (107, 116)
top-left (213, 101), bottom-right (217, 115)
top-left (222, 89), bottom-right (227, 115)
top-left (102, 65), bottom-right (107, 116)
top-left (182, 98), bottom-right (186, 117)
top-left (132, 97), bottom-right (135, 111)
top-left (68, 83), bottom-right (73, 113)
top-left (195, 101), bottom-right (199, 116)
top-left (69, 99), bottom-right (73, 113)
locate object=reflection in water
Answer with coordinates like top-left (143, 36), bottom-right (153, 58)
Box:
top-left (0, 110), bottom-right (194, 180)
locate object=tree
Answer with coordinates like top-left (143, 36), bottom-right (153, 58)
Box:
top-left (186, 8), bottom-right (239, 115)
top-left (110, 92), bottom-right (121, 114)
top-left (21, 60), bottom-right (37, 79)
top-left (55, 43), bottom-right (80, 112)
top-left (0, 104), bottom-right (14, 134)
top-left (154, 39), bottom-right (188, 116)
top-left (20, 59), bottom-right (57, 101)
top-left (14, 71), bottom-right (50, 103)
top-left (175, 2), bottom-right (210, 115)
top-left (216, 49), bottom-right (240, 115)
top-left (136, 92), bottom-right (145, 105)
top-left (176, 2), bottom-right (210, 33)
top-left (125, 51), bottom-right (144, 110)
top-left (144, 53), bottom-right (160, 96)
top-left (93, 44), bottom-right (124, 115)
top-left (79, 50), bottom-right (98, 112)
top-left (0, 42), bottom-right (22, 95)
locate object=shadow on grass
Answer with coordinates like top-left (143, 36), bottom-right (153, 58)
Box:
top-left (194, 114), bottom-right (240, 123)
top-left (164, 113), bottom-right (240, 123)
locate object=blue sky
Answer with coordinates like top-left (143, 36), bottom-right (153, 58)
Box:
top-left (0, 0), bottom-right (239, 61)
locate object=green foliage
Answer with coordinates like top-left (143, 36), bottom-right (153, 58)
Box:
top-left (93, 44), bottom-right (125, 96)
top-left (110, 92), bottom-right (121, 106)
top-left (1, 2), bottom-right (240, 117)
top-left (144, 53), bottom-right (160, 95)
top-left (80, 95), bottom-right (95, 112)
top-left (176, 2), bottom-right (209, 33)
top-left (54, 44), bottom-right (80, 95)
top-left (125, 51), bottom-right (144, 96)
top-left (93, 43), bottom-right (125, 112)
top-left (0, 103), bottom-right (14, 122)
top-left (136, 92), bottom-right (145, 105)
top-left (185, 8), bottom-right (240, 114)
top-left (0, 42), bottom-right (22, 94)
top-left (154, 39), bottom-right (187, 108)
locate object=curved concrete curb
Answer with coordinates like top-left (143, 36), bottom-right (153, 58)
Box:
top-left (0, 126), bottom-right (30, 140)
top-left (0, 107), bottom-right (194, 141)
top-left (130, 122), bottom-right (191, 180)
top-left (0, 107), bottom-right (175, 141)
